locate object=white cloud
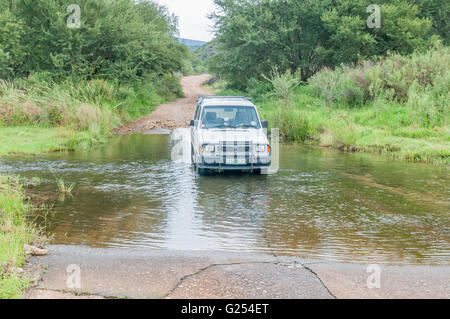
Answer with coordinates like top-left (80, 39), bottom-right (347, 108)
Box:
top-left (156, 0), bottom-right (216, 42)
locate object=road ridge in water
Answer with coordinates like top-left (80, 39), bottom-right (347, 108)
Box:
top-left (115, 74), bottom-right (213, 134)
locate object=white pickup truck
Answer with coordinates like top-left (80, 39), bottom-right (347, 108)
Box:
top-left (190, 96), bottom-right (271, 174)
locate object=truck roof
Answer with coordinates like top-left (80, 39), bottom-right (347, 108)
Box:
top-left (199, 96), bottom-right (255, 107)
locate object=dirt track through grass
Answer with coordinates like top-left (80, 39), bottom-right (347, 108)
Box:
top-left (115, 74), bottom-right (212, 134)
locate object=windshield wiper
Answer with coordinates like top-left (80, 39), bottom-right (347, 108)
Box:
top-left (233, 125), bottom-right (258, 129)
top-left (207, 124), bottom-right (231, 129)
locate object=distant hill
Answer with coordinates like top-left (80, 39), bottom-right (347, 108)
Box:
top-left (194, 40), bottom-right (217, 62)
top-left (177, 38), bottom-right (207, 51)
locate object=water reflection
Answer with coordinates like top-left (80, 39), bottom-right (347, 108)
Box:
top-left (0, 134), bottom-right (448, 265)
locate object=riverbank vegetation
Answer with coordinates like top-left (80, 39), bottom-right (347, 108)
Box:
top-left (208, 0), bottom-right (449, 164)
top-left (0, 175), bottom-right (43, 298)
top-left (214, 46), bottom-right (449, 164)
top-left (0, 0), bottom-right (189, 155)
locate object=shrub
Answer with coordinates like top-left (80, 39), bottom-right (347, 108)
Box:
top-left (309, 45), bottom-right (449, 108)
top-left (247, 78), bottom-right (273, 99)
top-left (0, 48), bottom-right (13, 79)
top-left (268, 108), bottom-right (312, 142)
top-left (262, 67), bottom-right (300, 101)
top-left (0, 73), bottom-right (173, 131)
top-left (73, 104), bottom-right (98, 131)
top-left (407, 81), bottom-right (449, 128)
top-left (68, 79), bottom-right (117, 105)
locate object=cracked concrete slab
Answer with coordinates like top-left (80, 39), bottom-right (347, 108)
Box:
top-left (26, 245), bottom-right (283, 299)
top-left (166, 262), bottom-right (333, 299)
top-left (306, 262), bottom-right (450, 299)
top-left (24, 245), bottom-right (449, 299)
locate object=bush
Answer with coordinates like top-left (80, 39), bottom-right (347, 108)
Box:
top-left (0, 0), bottom-right (188, 133)
top-left (0, 10), bottom-right (26, 78)
top-left (0, 0), bottom-right (187, 84)
top-left (263, 67), bottom-right (299, 100)
top-left (0, 73), bottom-right (179, 131)
top-left (246, 78), bottom-right (272, 99)
top-left (0, 49), bottom-right (13, 79)
top-left (309, 45), bottom-right (449, 110)
top-left (309, 66), bottom-right (365, 106)
top-left (266, 108), bottom-right (312, 142)
top-left (407, 79), bottom-right (449, 128)
top-left (210, 0), bottom-right (437, 86)
top-left (68, 79), bottom-right (117, 105)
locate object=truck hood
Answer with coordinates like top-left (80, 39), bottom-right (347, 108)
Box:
top-left (200, 128), bottom-right (269, 145)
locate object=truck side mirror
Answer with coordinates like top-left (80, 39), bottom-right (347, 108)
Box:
top-left (190, 120), bottom-right (195, 127)
top-left (261, 120), bottom-right (268, 128)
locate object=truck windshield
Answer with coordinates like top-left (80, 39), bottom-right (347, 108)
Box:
top-left (201, 106), bottom-right (261, 129)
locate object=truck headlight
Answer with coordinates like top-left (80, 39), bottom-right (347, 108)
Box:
top-left (202, 145), bottom-right (215, 153)
top-left (256, 145), bottom-right (269, 153)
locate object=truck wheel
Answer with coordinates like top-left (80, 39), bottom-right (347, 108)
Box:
top-left (196, 165), bottom-right (207, 176)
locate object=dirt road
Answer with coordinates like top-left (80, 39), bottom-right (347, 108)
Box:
top-left (115, 74), bottom-right (212, 134)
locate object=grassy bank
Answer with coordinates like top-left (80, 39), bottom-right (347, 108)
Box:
top-left (0, 0), bottom-right (189, 156)
top-left (0, 175), bottom-right (42, 298)
top-left (0, 73), bottom-right (183, 156)
top-left (0, 127), bottom-right (102, 156)
top-left (213, 47), bottom-right (449, 164)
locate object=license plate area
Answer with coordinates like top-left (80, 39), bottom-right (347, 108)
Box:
top-left (225, 158), bottom-right (246, 165)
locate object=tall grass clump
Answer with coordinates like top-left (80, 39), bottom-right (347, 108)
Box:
top-left (51, 170), bottom-right (75, 201)
top-left (309, 45), bottom-right (449, 128)
top-left (0, 175), bottom-right (41, 299)
top-left (262, 67), bottom-right (300, 101)
top-left (274, 109), bottom-right (311, 142)
top-left (0, 73), bottom-right (184, 136)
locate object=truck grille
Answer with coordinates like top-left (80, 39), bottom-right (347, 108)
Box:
top-left (221, 145), bottom-right (251, 153)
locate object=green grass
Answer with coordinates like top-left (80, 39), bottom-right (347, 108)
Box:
top-left (0, 73), bottom-right (183, 156)
top-left (215, 84), bottom-right (449, 165)
top-left (211, 47), bottom-right (449, 165)
top-left (0, 175), bottom-right (41, 299)
top-left (55, 178), bottom-right (75, 195)
top-left (0, 126), bottom-right (104, 156)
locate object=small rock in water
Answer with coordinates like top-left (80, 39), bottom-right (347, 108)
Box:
top-left (24, 244), bottom-right (48, 256)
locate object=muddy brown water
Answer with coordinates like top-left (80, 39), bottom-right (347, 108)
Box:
top-left (1, 133), bottom-right (449, 265)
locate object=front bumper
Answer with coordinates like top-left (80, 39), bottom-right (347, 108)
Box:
top-left (196, 153), bottom-right (271, 171)
top-left (193, 140), bottom-right (272, 171)
top-left (197, 162), bottom-right (271, 171)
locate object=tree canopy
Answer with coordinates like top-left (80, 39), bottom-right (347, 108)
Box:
top-left (210, 0), bottom-right (446, 88)
top-left (0, 0), bottom-right (188, 83)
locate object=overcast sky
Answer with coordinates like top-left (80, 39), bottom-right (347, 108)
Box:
top-left (156, 0), bottom-right (216, 42)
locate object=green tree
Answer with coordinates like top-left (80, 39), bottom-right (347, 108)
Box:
top-left (416, 0), bottom-right (449, 45)
top-left (0, 0), bottom-right (187, 83)
top-left (0, 10), bottom-right (26, 78)
top-left (210, 0), bottom-right (438, 88)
